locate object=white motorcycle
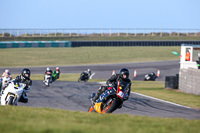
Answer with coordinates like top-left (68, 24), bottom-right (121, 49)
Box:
top-left (44, 74), bottom-right (52, 87)
top-left (0, 81), bottom-right (29, 106)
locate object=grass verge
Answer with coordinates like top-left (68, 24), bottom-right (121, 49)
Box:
top-left (0, 106), bottom-right (200, 133)
top-left (0, 46), bottom-right (180, 67)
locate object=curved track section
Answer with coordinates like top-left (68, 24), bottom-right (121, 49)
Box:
top-left (19, 80), bottom-right (200, 119)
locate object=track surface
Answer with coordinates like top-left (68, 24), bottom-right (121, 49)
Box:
top-left (19, 80), bottom-right (200, 119)
top-left (0, 60), bottom-right (180, 81)
top-left (1, 60), bottom-right (200, 119)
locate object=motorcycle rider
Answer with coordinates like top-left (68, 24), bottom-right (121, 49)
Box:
top-left (52, 67), bottom-right (60, 82)
top-left (12, 68), bottom-right (32, 103)
top-left (44, 67), bottom-right (53, 82)
top-left (92, 68), bottom-right (131, 104)
top-left (2, 69), bottom-right (12, 79)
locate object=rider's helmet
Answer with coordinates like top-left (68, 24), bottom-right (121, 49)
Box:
top-left (5, 69), bottom-right (9, 73)
top-left (21, 68), bottom-right (31, 79)
top-left (119, 68), bottom-right (129, 79)
top-left (56, 67), bottom-right (59, 72)
top-left (46, 67), bottom-right (50, 71)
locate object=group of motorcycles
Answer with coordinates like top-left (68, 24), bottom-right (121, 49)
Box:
top-left (0, 68), bottom-right (60, 106)
top-left (0, 68), bottom-right (158, 114)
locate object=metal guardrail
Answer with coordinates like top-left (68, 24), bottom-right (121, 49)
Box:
top-left (0, 28), bottom-right (200, 37)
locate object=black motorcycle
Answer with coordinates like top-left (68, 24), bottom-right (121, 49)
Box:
top-left (78, 72), bottom-right (90, 82)
top-left (144, 72), bottom-right (157, 81)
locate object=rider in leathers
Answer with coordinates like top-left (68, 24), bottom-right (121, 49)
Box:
top-left (92, 68), bottom-right (131, 103)
top-left (14, 68), bottom-right (32, 103)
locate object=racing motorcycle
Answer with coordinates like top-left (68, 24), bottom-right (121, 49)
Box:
top-left (144, 72), bottom-right (157, 81)
top-left (0, 80), bottom-right (29, 106)
top-left (88, 81), bottom-right (130, 113)
top-left (43, 74), bottom-right (52, 87)
top-left (78, 72), bottom-right (90, 82)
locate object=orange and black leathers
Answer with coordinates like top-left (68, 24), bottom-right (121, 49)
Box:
top-left (92, 74), bottom-right (131, 102)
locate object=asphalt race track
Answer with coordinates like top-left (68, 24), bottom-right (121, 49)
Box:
top-left (0, 60), bottom-right (180, 81)
top-left (18, 80), bottom-right (200, 119)
top-left (1, 60), bottom-right (200, 119)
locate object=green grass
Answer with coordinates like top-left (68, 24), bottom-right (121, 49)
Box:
top-left (0, 106), bottom-right (199, 133)
top-left (133, 81), bottom-right (200, 109)
top-left (0, 46), bottom-right (180, 67)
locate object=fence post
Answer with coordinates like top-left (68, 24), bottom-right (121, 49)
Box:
top-left (195, 29), bottom-right (197, 36)
top-left (160, 29), bottom-right (162, 37)
top-left (25, 29), bottom-right (27, 37)
top-left (177, 29), bottom-right (180, 36)
top-left (134, 28), bottom-right (136, 36)
top-left (77, 29), bottom-right (79, 36)
top-left (17, 30), bottom-right (20, 37)
top-left (10, 30), bottom-right (12, 37)
top-left (2, 29), bottom-right (4, 37)
top-left (118, 29), bottom-right (120, 36)
top-left (126, 29), bottom-right (128, 36)
top-left (32, 30), bottom-right (34, 37)
top-left (101, 29), bottom-right (103, 36)
top-left (143, 29), bottom-right (145, 36)
top-left (110, 29), bottom-right (112, 36)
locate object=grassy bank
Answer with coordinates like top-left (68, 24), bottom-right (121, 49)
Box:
top-left (0, 106), bottom-right (199, 133)
top-left (0, 46), bottom-right (180, 67)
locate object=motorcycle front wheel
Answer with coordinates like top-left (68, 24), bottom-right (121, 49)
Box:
top-left (6, 96), bottom-right (15, 105)
top-left (102, 98), bottom-right (122, 113)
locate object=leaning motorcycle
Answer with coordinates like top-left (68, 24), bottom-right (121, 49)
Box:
top-left (88, 81), bottom-right (130, 113)
top-left (44, 74), bottom-right (52, 87)
top-left (0, 81), bottom-right (29, 106)
top-left (78, 72), bottom-right (89, 82)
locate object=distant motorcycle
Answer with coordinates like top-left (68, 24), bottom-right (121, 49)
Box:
top-left (144, 72), bottom-right (157, 81)
top-left (78, 72), bottom-right (90, 82)
top-left (88, 81), bottom-right (130, 113)
top-left (44, 74), bottom-right (52, 87)
top-left (0, 81), bottom-right (29, 106)
top-left (2, 75), bottom-right (12, 89)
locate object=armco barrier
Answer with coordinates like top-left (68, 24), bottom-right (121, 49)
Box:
top-left (1, 41), bottom-right (200, 48)
top-left (71, 41), bottom-right (200, 47)
top-left (0, 41), bottom-right (71, 48)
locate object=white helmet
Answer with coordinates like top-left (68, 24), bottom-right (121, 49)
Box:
top-left (5, 69), bottom-right (9, 73)
top-left (46, 67), bottom-right (50, 71)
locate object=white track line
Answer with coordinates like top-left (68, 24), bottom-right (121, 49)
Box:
top-left (131, 92), bottom-right (193, 109)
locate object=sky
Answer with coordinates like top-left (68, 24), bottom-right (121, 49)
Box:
top-left (0, 0), bottom-right (200, 29)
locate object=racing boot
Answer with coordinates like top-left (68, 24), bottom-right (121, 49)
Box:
top-left (19, 92), bottom-right (28, 103)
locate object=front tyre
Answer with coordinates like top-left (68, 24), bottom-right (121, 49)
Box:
top-left (102, 98), bottom-right (122, 113)
top-left (6, 96), bottom-right (15, 105)
top-left (88, 105), bottom-right (96, 112)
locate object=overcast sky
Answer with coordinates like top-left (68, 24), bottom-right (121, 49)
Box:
top-left (0, 0), bottom-right (200, 29)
